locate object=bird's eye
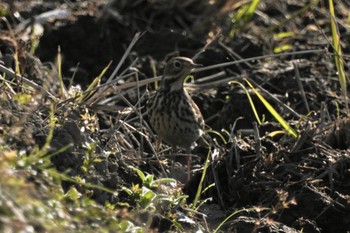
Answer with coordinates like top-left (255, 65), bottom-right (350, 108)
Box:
top-left (173, 60), bottom-right (182, 69)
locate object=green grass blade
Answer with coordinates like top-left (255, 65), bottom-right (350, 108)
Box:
top-left (244, 0), bottom-right (260, 21)
top-left (268, 0), bottom-right (320, 32)
top-left (192, 146), bottom-right (211, 209)
top-left (78, 61), bottom-right (112, 104)
top-left (86, 61), bottom-right (113, 92)
top-left (57, 46), bottom-right (68, 99)
top-left (230, 80), bottom-right (262, 125)
top-left (329, 0), bottom-right (348, 112)
top-left (206, 129), bottom-right (227, 145)
top-left (214, 207), bottom-right (270, 233)
top-left (245, 79), bottom-right (298, 138)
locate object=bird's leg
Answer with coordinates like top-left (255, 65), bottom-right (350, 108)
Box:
top-left (156, 137), bottom-right (161, 152)
top-left (155, 138), bottom-right (169, 178)
top-left (171, 145), bottom-right (177, 174)
top-left (186, 148), bottom-right (191, 181)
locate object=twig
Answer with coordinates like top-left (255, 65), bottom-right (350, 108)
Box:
top-left (0, 64), bottom-right (57, 101)
top-left (293, 62), bottom-right (310, 113)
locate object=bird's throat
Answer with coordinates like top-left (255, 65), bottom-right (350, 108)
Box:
top-left (161, 76), bottom-right (184, 91)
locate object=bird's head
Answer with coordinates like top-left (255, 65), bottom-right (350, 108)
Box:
top-left (161, 57), bottom-right (201, 91)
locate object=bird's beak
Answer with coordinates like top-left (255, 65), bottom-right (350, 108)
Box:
top-left (190, 63), bottom-right (202, 73)
top-left (191, 62), bottom-right (202, 68)
top-left (191, 63), bottom-right (202, 75)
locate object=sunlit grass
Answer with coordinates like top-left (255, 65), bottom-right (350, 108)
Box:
top-left (192, 147), bottom-right (213, 210)
top-left (328, 0), bottom-right (348, 113)
top-left (230, 0), bottom-right (260, 37)
top-left (57, 46), bottom-right (67, 99)
top-left (245, 79), bottom-right (298, 138)
top-left (268, 0), bottom-right (320, 32)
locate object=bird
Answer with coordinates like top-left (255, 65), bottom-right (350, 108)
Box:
top-left (147, 57), bottom-right (205, 181)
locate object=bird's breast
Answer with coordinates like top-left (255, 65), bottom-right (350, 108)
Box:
top-left (148, 90), bottom-right (204, 149)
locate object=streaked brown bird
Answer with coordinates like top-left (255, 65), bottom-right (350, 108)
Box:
top-left (147, 57), bottom-right (205, 180)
